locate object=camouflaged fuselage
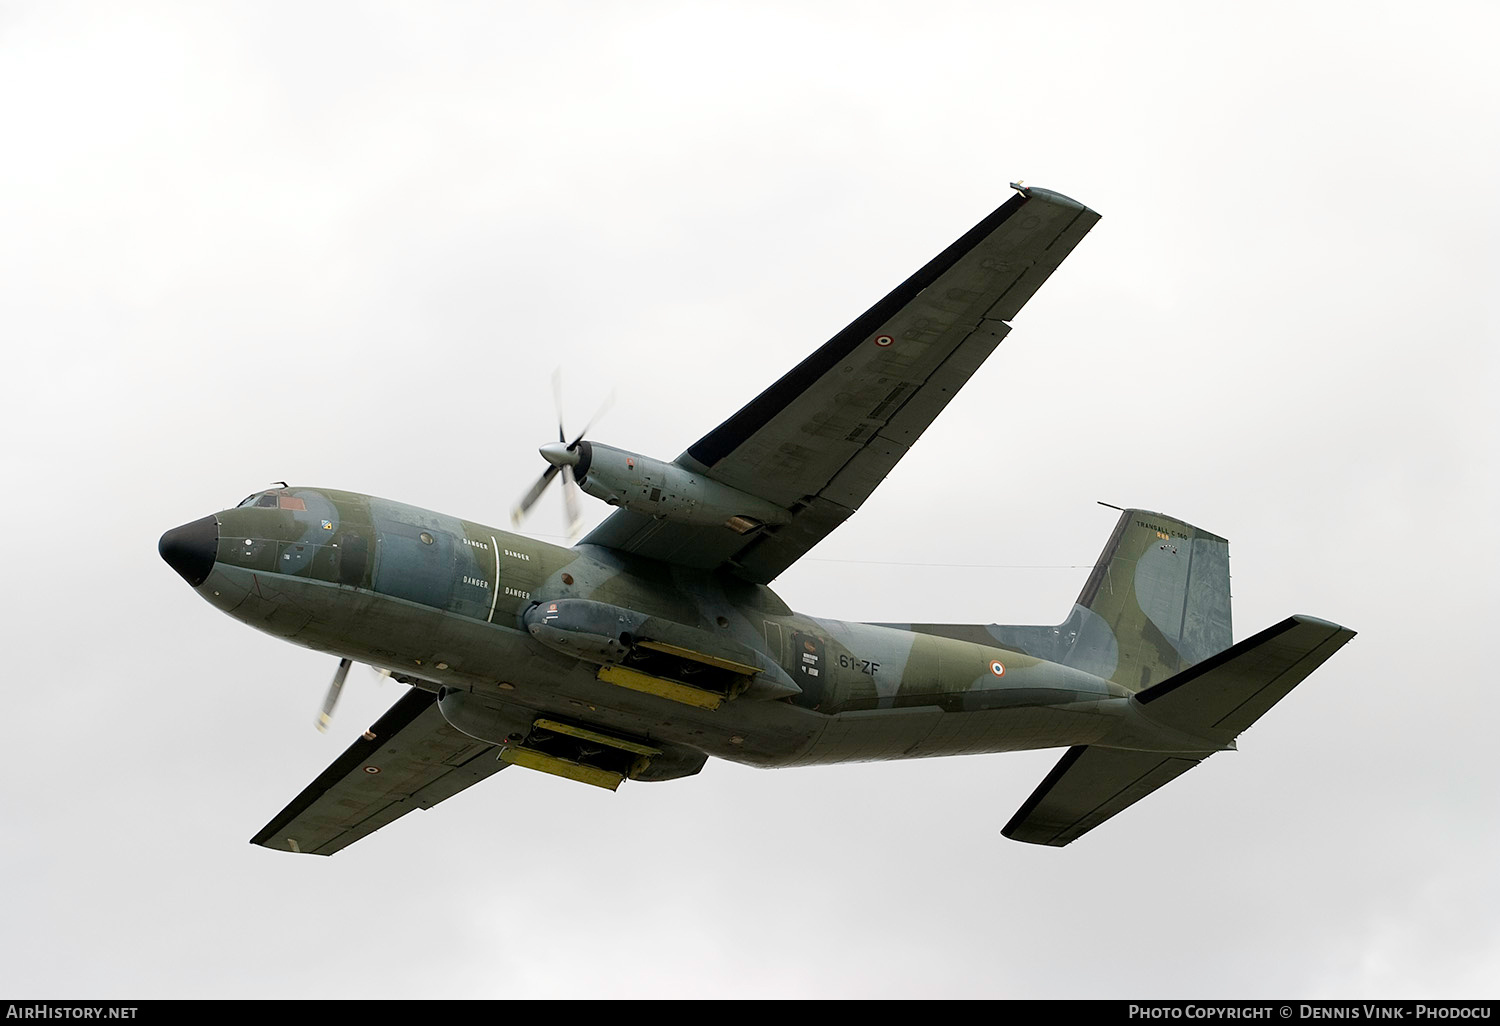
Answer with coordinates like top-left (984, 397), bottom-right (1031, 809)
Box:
top-left (200, 488), bottom-right (1135, 769)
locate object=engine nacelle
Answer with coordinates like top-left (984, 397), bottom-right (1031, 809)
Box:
top-left (436, 686), bottom-right (533, 746)
top-left (573, 442), bottom-right (791, 533)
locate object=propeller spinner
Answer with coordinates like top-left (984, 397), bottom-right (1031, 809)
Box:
top-left (511, 372), bottom-right (611, 542)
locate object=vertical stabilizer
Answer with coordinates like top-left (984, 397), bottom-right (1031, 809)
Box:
top-left (904, 509), bottom-right (1232, 692)
top-left (1063, 508), bottom-right (1232, 691)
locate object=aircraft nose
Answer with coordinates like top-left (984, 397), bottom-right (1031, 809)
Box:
top-left (159, 515), bottom-right (219, 587)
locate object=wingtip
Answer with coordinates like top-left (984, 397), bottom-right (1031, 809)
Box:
top-left (1010, 182), bottom-right (1093, 216)
top-left (1289, 613), bottom-right (1357, 638)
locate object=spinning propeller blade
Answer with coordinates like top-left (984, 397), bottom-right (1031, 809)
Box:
top-left (561, 465), bottom-right (582, 541)
top-left (511, 464), bottom-right (561, 525)
top-left (315, 657), bottom-right (353, 733)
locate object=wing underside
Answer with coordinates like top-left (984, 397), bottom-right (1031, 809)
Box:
top-left (583, 185), bottom-right (1100, 581)
top-left (251, 688), bottom-right (506, 856)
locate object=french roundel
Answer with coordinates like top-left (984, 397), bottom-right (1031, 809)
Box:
top-left (990, 660), bottom-right (1005, 677)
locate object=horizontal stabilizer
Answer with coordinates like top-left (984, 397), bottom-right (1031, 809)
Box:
top-left (1135, 614), bottom-right (1356, 739)
top-left (1002, 746), bottom-right (1210, 847)
top-left (1002, 614), bottom-right (1356, 846)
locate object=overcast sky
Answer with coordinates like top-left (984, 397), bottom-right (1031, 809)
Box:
top-left (2, 0), bottom-right (1496, 1000)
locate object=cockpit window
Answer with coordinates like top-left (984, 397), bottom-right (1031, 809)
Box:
top-left (236, 490), bottom-right (307, 510)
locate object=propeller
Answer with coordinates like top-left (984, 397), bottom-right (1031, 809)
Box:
top-left (511, 371), bottom-right (612, 542)
top-left (315, 658), bottom-right (353, 733)
top-left (313, 660), bottom-right (392, 733)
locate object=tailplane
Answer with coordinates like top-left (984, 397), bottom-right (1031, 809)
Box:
top-left (895, 508), bottom-right (1356, 847)
top-left (1002, 614), bottom-right (1356, 846)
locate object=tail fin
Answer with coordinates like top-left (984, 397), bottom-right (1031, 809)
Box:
top-left (1062, 508), bottom-right (1233, 691)
top-left (915, 508), bottom-right (1234, 692)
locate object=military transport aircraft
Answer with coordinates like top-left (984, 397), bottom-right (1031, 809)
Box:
top-left (159, 183), bottom-right (1355, 854)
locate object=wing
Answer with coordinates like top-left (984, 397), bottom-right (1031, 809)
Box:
top-left (251, 687), bottom-right (506, 856)
top-left (582, 184), bottom-right (1100, 582)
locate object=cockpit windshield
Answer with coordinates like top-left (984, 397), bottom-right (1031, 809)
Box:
top-left (236, 491), bottom-right (305, 510)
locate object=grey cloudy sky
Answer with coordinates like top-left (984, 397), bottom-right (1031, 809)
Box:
top-left (2, 0), bottom-right (1496, 999)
